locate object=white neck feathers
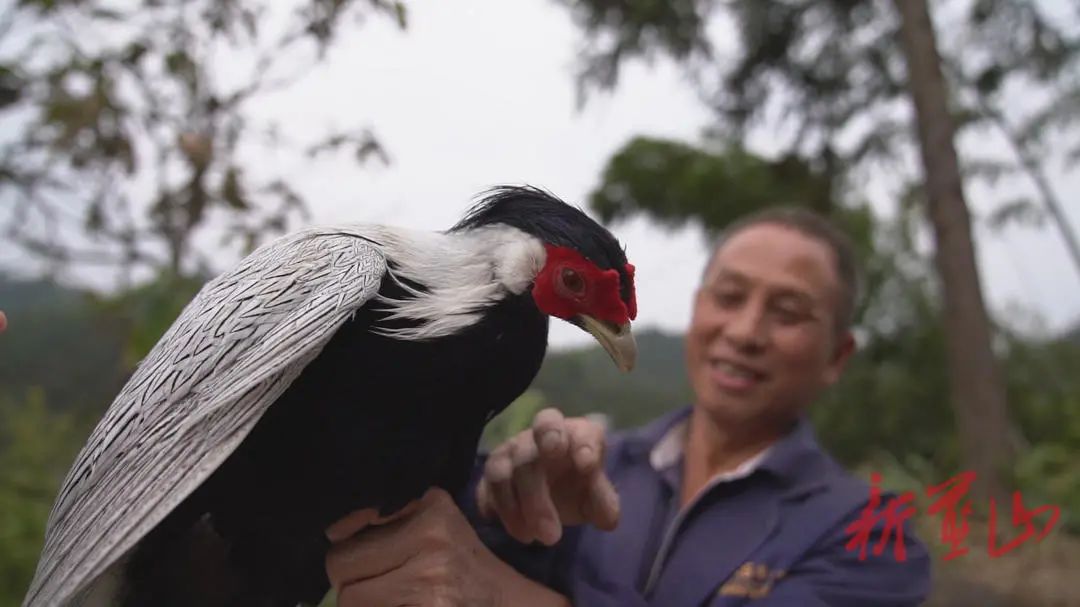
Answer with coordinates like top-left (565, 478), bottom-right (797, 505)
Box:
top-left (358, 224), bottom-right (546, 340)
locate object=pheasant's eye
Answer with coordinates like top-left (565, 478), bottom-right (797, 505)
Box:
top-left (560, 268), bottom-right (585, 295)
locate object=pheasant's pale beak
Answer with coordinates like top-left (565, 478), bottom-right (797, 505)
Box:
top-left (576, 315), bottom-right (636, 373)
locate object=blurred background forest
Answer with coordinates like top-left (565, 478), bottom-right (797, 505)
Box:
top-left (2, 0), bottom-right (1080, 605)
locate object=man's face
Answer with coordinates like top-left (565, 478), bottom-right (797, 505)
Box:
top-left (686, 223), bottom-right (855, 428)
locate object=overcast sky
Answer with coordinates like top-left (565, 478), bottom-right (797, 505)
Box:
top-left (6, 0), bottom-right (1079, 350)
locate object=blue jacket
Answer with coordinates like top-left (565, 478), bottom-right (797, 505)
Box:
top-left (463, 406), bottom-right (932, 606)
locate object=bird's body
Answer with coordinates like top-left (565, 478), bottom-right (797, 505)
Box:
top-left (125, 244), bottom-right (550, 606)
top-left (24, 187), bottom-right (637, 607)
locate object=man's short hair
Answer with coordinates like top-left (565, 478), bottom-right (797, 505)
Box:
top-left (705, 206), bottom-right (863, 335)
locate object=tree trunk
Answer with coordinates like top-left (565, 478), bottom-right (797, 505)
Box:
top-left (892, 0), bottom-right (1015, 503)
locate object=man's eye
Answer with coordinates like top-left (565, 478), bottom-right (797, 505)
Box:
top-left (715, 291), bottom-right (742, 306)
top-left (773, 306), bottom-right (807, 323)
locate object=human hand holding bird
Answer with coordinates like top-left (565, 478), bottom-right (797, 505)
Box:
top-left (323, 406), bottom-right (616, 607)
top-left (325, 487), bottom-right (573, 607)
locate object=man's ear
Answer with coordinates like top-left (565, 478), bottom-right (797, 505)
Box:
top-left (823, 330), bottom-right (856, 386)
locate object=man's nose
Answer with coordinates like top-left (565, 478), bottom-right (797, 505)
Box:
top-left (723, 303), bottom-right (767, 351)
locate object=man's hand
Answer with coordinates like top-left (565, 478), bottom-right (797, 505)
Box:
top-left (0, 310), bottom-right (7, 334)
top-left (477, 407), bottom-right (619, 546)
top-left (325, 487), bottom-right (570, 607)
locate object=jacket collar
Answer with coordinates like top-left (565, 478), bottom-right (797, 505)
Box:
top-left (756, 413), bottom-right (832, 498)
top-left (619, 405), bottom-right (830, 501)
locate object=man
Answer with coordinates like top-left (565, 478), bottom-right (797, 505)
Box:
top-left (323, 207), bottom-right (932, 606)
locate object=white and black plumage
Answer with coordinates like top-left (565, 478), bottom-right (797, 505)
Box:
top-left (23, 186), bottom-right (638, 607)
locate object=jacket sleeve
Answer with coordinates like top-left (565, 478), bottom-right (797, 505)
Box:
top-left (718, 501), bottom-right (932, 607)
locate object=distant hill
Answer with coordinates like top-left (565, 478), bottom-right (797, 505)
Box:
top-left (1064, 322), bottom-right (1080, 347)
top-left (0, 274), bottom-right (129, 417)
top-left (533, 328), bottom-right (692, 431)
top-left (1, 272), bottom-right (691, 431)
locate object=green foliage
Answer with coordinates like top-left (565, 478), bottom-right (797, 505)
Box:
top-left (1002, 335), bottom-right (1080, 448)
top-left (811, 313), bottom-right (958, 473)
top-left (480, 390), bottom-right (548, 451)
top-left (0, 390), bottom-right (86, 607)
top-left (1001, 335), bottom-right (1080, 533)
top-left (589, 137), bottom-right (838, 229)
top-left (1013, 440), bottom-right (1080, 534)
top-left (589, 135), bottom-right (888, 242)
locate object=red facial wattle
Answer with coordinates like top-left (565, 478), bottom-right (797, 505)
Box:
top-left (532, 245), bottom-right (637, 326)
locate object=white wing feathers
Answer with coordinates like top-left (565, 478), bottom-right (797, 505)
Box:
top-left (23, 228), bottom-right (387, 607)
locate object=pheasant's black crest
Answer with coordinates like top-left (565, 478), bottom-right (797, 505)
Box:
top-left (450, 184), bottom-right (634, 304)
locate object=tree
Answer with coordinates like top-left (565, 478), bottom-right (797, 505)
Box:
top-left (0, 0), bottom-right (404, 286)
top-left (551, 0), bottom-right (1080, 502)
top-left (891, 0), bottom-right (1014, 502)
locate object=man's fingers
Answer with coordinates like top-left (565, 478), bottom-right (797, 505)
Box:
top-left (566, 418), bottom-right (605, 473)
top-left (484, 439), bottom-right (531, 543)
top-left (509, 437), bottom-right (561, 545)
top-left (580, 471), bottom-right (620, 531)
top-left (532, 408), bottom-right (568, 463)
top-left (482, 411), bottom-right (610, 545)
